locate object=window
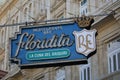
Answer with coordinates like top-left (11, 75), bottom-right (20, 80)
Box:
top-left (118, 53), bottom-right (120, 70)
top-left (108, 52), bottom-right (120, 73)
top-left (79, 63), bottom-right (91, 80)
top-left (108, 39), bottom-right (120, 73)
top-left (80, 0), bottom-right (88, 16)
top-left (55, 67), bottom-right (65, 80)
top-left (81, 0), bottom-right (87, 6)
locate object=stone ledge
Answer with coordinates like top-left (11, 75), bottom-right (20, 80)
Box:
top-left (114, 7), bottom-right (120, 20)
top-left (100, 70), bottom-right (120, 80)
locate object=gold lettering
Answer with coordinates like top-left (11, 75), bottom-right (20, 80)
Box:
top-left (78, 34), bottom-right (93, 53)
top-left (86, 34), bottom-right (93, 50)
top-left (78, 35), bottom-right (85, 48)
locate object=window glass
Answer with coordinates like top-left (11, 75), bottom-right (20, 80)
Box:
top-left (87, 67), bottom-right (90, 80)
top-left (118, 53), bottom-right (120, 70)
top-left (86, 9), bottom-right (87, 13)
top-left (109, 57), bottom-right (112, 72)
top-left (113, 55), bottom-right (116, 71)
top-left (84, 69), bottom-right (86, 80)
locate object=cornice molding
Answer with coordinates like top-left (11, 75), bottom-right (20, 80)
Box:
top-left (92, 0), bottom-right (120, 28)
top-left (114, 7), bottom-right (120, 21)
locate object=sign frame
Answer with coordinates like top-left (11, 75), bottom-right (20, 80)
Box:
top-left (10, 17), bottom-right (96, 67)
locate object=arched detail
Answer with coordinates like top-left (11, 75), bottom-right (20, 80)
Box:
top-left (29, 3), bottom-right (33, 20)
top-left (24, 7), bottom-right (28, 21)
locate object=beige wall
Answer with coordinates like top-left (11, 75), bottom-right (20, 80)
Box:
top-left (0, 0), bottom-right (120, 80)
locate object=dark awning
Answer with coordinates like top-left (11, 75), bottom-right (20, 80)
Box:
top-left (0, 70), bottom-right (8, 79)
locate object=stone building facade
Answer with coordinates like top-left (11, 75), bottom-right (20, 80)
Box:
top-left (0, 0), bottom-right (120, 80)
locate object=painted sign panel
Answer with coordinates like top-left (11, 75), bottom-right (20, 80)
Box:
top-left (10, 21), bottom-right (96, 67)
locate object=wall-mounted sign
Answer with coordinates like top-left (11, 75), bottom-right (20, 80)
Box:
top-left (10, 18), bottom-right (96, 67)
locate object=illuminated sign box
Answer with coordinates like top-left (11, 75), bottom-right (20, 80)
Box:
top-left (10, 19), bottom-right (96, 67)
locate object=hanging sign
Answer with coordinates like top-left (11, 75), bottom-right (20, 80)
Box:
top-left (10, 17), bottom-right (97, 67)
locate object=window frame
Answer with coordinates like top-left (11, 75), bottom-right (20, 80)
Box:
top-left (55, 67), bottom-right (65, 80)
top-left (108, 47), bottom-right (120, 73)
top-left (79, 0), bottom-right (88, 16)
top-left (79, 63), bottom-right (91, 80)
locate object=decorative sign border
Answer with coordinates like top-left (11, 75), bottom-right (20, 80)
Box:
top-left (10, 18), bottom-right (96, 67)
